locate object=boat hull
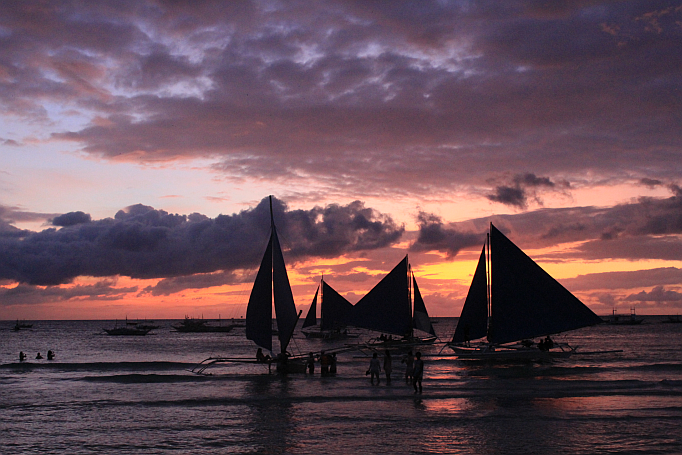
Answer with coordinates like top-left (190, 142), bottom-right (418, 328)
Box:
top-left (302, 330), bottom-right (357, 340)
top-left (449, 344), bottom-right (572, 361)
top-left (275, 358), bottom-right (308, 374)
top-left (103, 327), bottom-right (151, 336)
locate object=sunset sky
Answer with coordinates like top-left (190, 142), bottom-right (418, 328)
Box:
top-left (1, 1), bottom-right (681, 320)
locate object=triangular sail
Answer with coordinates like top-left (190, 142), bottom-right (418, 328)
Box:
top-left (452, 245), bottom-right (489, 343)
top-left (272, 226), bottom-right (299, 354)
top-left (320, 280), bottom-right (354, 331)
top-left (246, 234), bottom-right (274, 352)
top-left (488, 224), bottom-right (603, 344)
top-left (302, 286), bottom-right (319, 329)
top-left (348, 256), bottom-right (412, 336)
top-left (412, 275), bottom-right (436, 336)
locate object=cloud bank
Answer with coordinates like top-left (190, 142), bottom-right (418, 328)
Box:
top-left (0, 197), bottom-right (403, 286)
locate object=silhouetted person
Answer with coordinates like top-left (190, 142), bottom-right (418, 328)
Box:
top-left (307, 352), bottom-right (315, 375)
top-left (383, 350), bottom-right (392, 384)
top-left (256, 348), bottom-right (270, 363)
top-left (19, 351), bottom-right (26, 362)
top-left (463, 324), bottom-right (471, 347)
top-left (402, 350), bottom-right (414, 384)
top-left (35, 352), bottom-right (43, 360)
top-left (545, 336), bottom-right (554, 350)
top-left (330, 353), bottom-right (337, 375)
top-left (47, 350), bottom-right (55, 360)
top-left (413, 352), bottom-right (424, 394)
top-left (320, 351), bottom-right (330, 376)
top-left (368, 352), bottom-right (381, 385)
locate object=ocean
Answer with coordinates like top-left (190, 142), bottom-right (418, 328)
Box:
top-left (1, 318), bottom-right (681, 454)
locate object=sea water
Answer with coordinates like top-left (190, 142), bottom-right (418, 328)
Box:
top-left (1, 318), bottom-right (681, 454)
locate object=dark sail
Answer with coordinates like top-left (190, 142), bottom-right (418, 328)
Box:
top-left (272, 226), bottom-right (299, 354)
top-left (452, 245), bottom-right (489, 343)
top-left (302, 286), bottom-right (319, 329)
top-left (488, 224), bottom-right (603, 344)
top-left (245, 234), bottom-right (274, 352)
top-left (412, 275), bottom-right (436, 336)
top-left (320, 280), bottom-right (353, 331)
top-left (348, 256), bottom-right (411, 336)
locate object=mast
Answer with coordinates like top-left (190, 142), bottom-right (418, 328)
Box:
top-left (408, 258), bottom-right (413, 337)
top-left (486, 228), bottom-right (492, 341)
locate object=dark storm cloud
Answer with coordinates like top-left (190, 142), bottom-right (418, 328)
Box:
top-left (51, 211), bottom-right (91, 227)
top-left (143, 271), bottom-right (239, 296)
top-left (486, 173), bottom-right (561, 209)
top-left (410, 212), bottom-right (483, 257)
top-left (640, 178), bottom-right (663, 188)
top-left (562, 267), bottom-right (682, 292)
top-left (0, 197), bottom-right (403, 286)
top-left (0, 279), bottom-right (138, 306)
top-left (1, 1), bottom-right (680, 197)
top-left (624, 286), bottom-right (682, 303)
top-left (414, 185), bottom-right (682, 261)
top-left (487, 186), bottom-right (527, 208)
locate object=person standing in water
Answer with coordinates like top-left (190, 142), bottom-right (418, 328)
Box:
top-left (413, 352), bottom-right (424, 393)
top-left (368, 352), bottom-right (381, 385)
top-left (307, 352), bottom-right (315, 375)
top-left (320, 351), bottom-right (330, 376)
top-left (383, 350), bottom-right (392, 384)
top-left (402, 350), bottom-right (414, 384)
top-left (330, 353), bottom-right (337, 375)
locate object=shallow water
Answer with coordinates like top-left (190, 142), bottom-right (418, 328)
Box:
top-left (1, 318), bottom-right (681, 454)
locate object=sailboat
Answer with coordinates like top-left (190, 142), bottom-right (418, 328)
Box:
top-left (348, 256), bottom-right (437, 347)
top-left (301, 278), bottom-right (357, 339)
top-left (449, 223), bottom-right (603, 360)
top-left (244, 196), bottom-right (306, 373)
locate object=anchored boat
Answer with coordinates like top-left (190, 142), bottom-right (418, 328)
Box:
top-left (449, 223), bottom-right (603, 360)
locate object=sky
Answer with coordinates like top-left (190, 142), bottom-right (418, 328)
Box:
top-left (1, 0), bottom-right (681, 320)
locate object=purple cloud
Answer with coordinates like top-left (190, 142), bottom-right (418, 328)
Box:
top-left (0, 1), bottom-right (678, 197)
top-left (0, 197), bottom-right (403, 286)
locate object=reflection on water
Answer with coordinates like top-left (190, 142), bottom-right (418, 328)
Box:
top-left (245, 375), bottom-right (297, 454)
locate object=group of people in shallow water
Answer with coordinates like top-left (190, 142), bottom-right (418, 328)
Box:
top-left (19, 350), bottom-right (55, 361)
top-left (537, 336), bottom-right (554, 351)
top-left (255, 347), bottom-right (425, 392)
top-left (368, 349), bottom-right (424, 393)
top-left (256, 348), bottom-right (339, 375)
top-left (306, 351), bottom-right (337, 375)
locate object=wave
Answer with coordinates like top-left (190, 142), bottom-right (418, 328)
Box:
top-left (0, 361), bottom-right (195, 373)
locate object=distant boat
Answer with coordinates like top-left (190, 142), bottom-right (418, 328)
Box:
top-left (103, 319), bottom-right (152, 336)
top-left (301, 278), bottom-right (357, 340)
top-left (449, 223), bottom-right (603, 360)
top-left (13, 320), bottom-right (33, 331)
top-left (603, 308), bottom-right (644, 325)
top-left (346, 256), bottom-right (438, 348)
top-left (173, 316), bottom-right (234, 333)
top-left (662, 314), bottom-right (681, 324)
top-left (127, 319), bottom-right (160, 331)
